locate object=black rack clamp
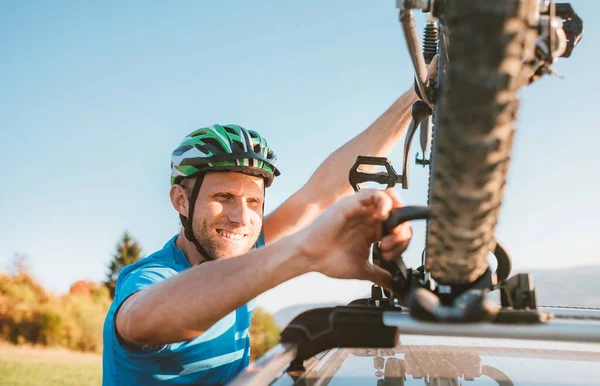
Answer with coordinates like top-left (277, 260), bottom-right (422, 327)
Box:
top-left (280, 306), bottom-right (399, 374)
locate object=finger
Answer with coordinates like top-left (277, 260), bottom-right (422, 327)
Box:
top-left (341, 189), bottom-right (381, 220)
top-left (380, 223), bottom-right (412, 250)
top-left (380, 189), bottom-right (411, 240)
top-left (361, 190), bottom-right (393, 221)
top-left (355, 189), bottom-right (380, 210)
top-left (381, 241), bottom-right (410, 261)
top-left (381, 234), bottom-right (411, 253)
top-left (360, 263), bottom-right (394, 292)
top-left (380, 225), bottom-right (412, 261)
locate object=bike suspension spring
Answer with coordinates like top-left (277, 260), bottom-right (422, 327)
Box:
top-left (422, 21), bottom-right (439, 64)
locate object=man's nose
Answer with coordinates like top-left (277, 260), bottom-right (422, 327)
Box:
top-left (227, 200), bottom-right (252, 227)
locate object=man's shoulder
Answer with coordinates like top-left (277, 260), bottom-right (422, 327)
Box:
top-left (114, 236), bottom-right (185, 298)
top-left (118, 252), bottom-right (175, 280)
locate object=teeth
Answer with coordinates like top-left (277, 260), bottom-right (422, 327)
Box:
top-left (217, 230), bottom-right (246, 240)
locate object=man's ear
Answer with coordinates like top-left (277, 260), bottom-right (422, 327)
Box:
top-left (170, 184), bottom-right (189, 217)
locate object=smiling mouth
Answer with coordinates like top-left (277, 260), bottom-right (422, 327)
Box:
top-left (216, 229), bottom-right (248, 240)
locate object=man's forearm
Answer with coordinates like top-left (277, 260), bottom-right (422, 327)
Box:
top-left (118, 235), bottom-right (310, 346)
top-left (306, 86), bottom-right (418, 206)
top-left (262, 86), bottom-right (419, 245)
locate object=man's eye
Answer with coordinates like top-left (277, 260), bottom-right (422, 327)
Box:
top-left (248, 198), bottom-right (261, 205)
top-left (216, 193), bottom-right (231, 200)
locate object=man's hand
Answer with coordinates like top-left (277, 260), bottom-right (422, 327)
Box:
top-left (297, 189), bottom-right (412, 291)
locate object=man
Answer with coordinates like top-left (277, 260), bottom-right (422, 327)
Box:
top-left (102, 62), bottom-right (436, 385)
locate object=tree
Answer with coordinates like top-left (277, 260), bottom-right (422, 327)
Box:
top-left (6, 252), bottom-right (30, 276)
top-left (249, 307), bottom-right (280, 362)
top-left (69, 280), bottom-right (98, 297)
top-left (104, 232), bottom-right (142, 298)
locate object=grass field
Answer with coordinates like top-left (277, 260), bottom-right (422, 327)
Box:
top-left (0, 342), bottom-right (101, 386)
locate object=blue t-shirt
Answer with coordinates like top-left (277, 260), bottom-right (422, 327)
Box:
top-left (102, 233), bottom-right (265, 385)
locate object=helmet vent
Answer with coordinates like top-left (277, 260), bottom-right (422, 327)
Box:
top-left (199, 138), bottom-right (221, 151)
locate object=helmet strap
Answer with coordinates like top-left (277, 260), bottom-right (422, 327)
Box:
top-left (179, 172), bottom-right (217, 262)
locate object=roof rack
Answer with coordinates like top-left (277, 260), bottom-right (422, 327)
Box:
top-left (228, 305), bottom-right (600, 386)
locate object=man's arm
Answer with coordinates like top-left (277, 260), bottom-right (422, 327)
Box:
top-left (116, 236), bottom-right (309, 347)
top-left (264, 58), bottom-right (437, 244)
top-left (264, 87), bottom-right (418, 244)
top-left (116, 189), bottom-right (403, 348)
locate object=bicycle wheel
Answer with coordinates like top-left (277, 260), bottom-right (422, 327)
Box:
top-left (425, 0), bottom-right (538, 284)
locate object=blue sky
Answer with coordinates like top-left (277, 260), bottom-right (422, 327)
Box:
top-left (1, 1), bottom-right (599, 313)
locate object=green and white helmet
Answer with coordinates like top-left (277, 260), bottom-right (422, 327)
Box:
top-left (170, 124), bottom-right (280, 187)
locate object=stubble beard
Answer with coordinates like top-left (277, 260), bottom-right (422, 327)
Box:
top-left (192, 217), bottom-right (260, 260)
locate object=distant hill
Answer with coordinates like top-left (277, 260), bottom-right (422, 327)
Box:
top-left (520, 264), bottom-right (600, 308)
top-left (273, 265), bottom-right (600, 328)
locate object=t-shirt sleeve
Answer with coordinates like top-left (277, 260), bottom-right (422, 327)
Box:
top-left (112, 264), bottom-right (178, 356)
top-left (254, 229), bottom-right (266, 248)
top-left (115, 264), bottom-right (178, 305)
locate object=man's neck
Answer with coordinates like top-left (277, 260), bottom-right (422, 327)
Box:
top-left (175, 229), bottom-right (208, 266)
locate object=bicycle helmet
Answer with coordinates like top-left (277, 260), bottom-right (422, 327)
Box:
top-left (170, 124), bottom-right (280, 261)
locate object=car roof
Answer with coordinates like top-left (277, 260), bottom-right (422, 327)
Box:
top-left (271, 336), bottom-right (600, 385)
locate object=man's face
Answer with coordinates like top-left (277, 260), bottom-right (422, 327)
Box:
top-left (190, 172), bottom-right (265, 259)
